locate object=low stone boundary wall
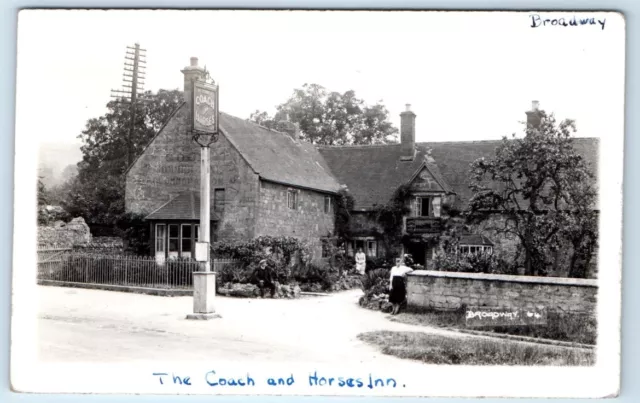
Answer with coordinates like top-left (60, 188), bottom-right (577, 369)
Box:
top-left (406, 270), bottom-right (598, 317)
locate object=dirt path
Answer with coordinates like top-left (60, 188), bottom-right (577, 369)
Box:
top-left (37, 285), bottom-right (463, 366)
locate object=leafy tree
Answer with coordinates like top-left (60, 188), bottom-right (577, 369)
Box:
top-left (250, 84), bottom-right (398, 145)
top-left (37, 177), bottom-right (49, 206)
top-left (63, 89), bottom-right (183, 227)
top-left (467, 111), bottom-right (597, 277)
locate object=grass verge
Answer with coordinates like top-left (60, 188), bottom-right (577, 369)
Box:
top-left (388, 307), bottom-right (596, 345)
top-left (358, 330), bottom-right (595, 366)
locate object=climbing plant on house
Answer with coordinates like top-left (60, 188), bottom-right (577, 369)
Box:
top-left (372, 183), bottom-right (413, 257)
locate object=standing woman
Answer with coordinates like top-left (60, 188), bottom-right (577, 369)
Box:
top-left (388, 258), bottom-right (414, 315)
top-left (355, 248), bottom-right (367, 275)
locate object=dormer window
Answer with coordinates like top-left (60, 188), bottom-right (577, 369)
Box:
top-left (413, 196), bottom-right (441, 218)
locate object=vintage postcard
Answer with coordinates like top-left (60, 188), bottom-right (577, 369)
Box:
top-left (12, 9), bottom-right (624, 398)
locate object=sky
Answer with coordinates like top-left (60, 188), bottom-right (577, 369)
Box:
top-left (17, 10), bottom-right (624, 157)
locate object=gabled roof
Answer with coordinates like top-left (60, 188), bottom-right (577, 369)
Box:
top-left (145, 191), bottom-right (220, 221)
top-left (421, 137), bottom-right (599, 209)
top-left (317, 144), bottom-right (453, 210)
top-left (219, 112), bottom-right (341, 194)
top-left (126, 104), bottom-right (341, 194)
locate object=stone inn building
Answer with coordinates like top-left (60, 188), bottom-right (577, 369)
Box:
top-left (125, 58), bottom-right (598, 273)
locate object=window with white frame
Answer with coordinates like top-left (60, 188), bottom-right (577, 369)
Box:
top-left (168, 224), bottom-right (179, 258)
top-left (366, 240), bottom-right (377, 258)
top-left (287, 189), bottom-right (297, 210)
top-left (181, 224), bottom-right (192, 256)
top-left (415, 197), bottom-right (431, 217)
top-left (155, 224), bottom-right (166, 254)
top-left (413, 196), bottom-right (442, 217)
top-left (458, 245), bottom-right (493, 255)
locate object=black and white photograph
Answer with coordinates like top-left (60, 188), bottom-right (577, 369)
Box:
top-left (11, 9), bottom-right (624, 398)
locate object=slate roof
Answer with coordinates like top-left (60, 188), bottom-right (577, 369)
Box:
top-left (317, 144), bottom-right (453, 210)
top-left (145, 191), bottom-right (220, 221)
top-left (126, 104), bottom-right (340, 194)
top-left (421, 137), bottom-right (599, 209)
top-left (318, 137), bottom-right (598, 211)
top-left (220, 112), bottom-right (341, 194)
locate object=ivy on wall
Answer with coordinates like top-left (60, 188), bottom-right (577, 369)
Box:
top-left (333, 188), bottom-right (355, 241)
top-left (372, 183), bottom-right (412, 257)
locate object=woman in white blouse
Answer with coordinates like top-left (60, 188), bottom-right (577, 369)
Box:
top-left (355, 248), bottom-right (367, 275)
top-left (388, 258), bottom-right (414, 315)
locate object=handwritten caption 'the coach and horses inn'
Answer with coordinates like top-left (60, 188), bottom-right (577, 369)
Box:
top-left (530, 14), bottom-right (607, 30)
top-left (151, 371), bottom-right (403, 391)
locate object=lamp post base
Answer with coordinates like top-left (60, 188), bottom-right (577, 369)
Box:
top-left (185, 312), bottom-right (222, 320)
top-left (186, 271), bottom-right (220, 320)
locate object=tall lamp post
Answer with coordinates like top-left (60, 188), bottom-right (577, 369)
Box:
top-left (185, 59), bottom-right (221, 320)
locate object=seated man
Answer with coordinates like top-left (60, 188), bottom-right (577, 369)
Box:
top-left (252, 259), bottom-right (277, 298)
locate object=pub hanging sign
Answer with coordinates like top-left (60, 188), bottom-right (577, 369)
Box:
top-left (192, 80), bottom-right (219, 135)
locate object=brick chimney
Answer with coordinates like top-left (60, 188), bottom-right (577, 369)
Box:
top-left (400, 104), bottom-right (416, 161)
top-left (181, 57), bottom-right (206, 120)
top-left (525, 100), bottom-right (542, 130)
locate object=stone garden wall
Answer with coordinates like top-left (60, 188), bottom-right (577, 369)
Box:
top-left (406, 270), bottom-right (598, 317)
top-left (38, 217), bottom-right (92, 247)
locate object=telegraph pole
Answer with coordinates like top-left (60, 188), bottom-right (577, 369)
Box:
top-left (111, 43), bottom-right (147, 167)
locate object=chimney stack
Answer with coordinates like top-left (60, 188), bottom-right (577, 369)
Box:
top-left (525, 100), bottom-right (542, 130)
top-left (400, 104), bottom-right (416, 161)
top-left (181, 57), bottom-right (206, 120)
top-left (276, 112), bottom-right (300, 141)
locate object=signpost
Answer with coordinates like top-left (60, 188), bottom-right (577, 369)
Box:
top-left (186, 73), bottom-right (221, 320)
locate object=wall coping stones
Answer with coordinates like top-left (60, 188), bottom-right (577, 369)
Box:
top-left (407, 270), bottom-right (598, 288)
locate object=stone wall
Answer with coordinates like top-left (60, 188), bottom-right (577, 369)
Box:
top-left (125, 104), bottom-right (260, 242)
top-left (210, 135), bottom-right (260, 241)
top-left (125, 104), bottom-right (200, 215)
top-left (255, 181), bottom-right (334, 260)
top-left (38, 217), bottom-right (92, 247)
top-left (406, 270), bottom-right (598, 317)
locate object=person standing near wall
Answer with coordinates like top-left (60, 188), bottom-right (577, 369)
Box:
top-left (355, 248), bottom-right (366, 275)
top-left (389, 257), bottom-right (414, 315)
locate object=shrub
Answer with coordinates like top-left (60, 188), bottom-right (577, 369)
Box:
top-left (433, 251), bottom-right (515, 275)
top-left (115, 212), bottom-right (150, 256)
top-left (361, 268), bottom-right (390, 298)
top-left (211, 236), bottom-right (311, 283)
top-left (216, 260), bottom-right (253, 286)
